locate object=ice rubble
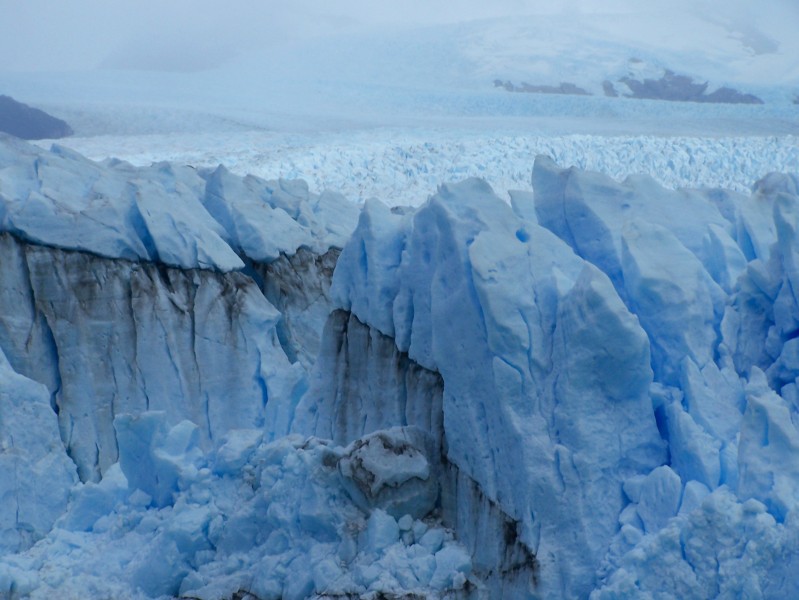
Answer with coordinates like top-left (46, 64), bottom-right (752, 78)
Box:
top-left (1, 133), bottom-right (799, 598)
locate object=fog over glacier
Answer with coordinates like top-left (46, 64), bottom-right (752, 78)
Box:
top-left (0, 1), bottom-right (798, 599)
top-left (3, 0), bottom-right (797, 74)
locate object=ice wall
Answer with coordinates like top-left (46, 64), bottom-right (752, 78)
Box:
top-left (0, 346), bottom-right (77, 554)
top-left (0, 232), bottom-right (306, 482)
top-left (299, 159), bottom-right (799, 598)
top-left (0, 136), bottom-right (358, 483)
top-left (0, 138), bottom-right (477, 599)
top-left (296, 309), bottom-right (543, 597)
top-left (3, 132), bottom-right (799, 597)
top-left (298, 181), bottom-right (669, 598)
top-left (534, 158), bottom-right (799, 597)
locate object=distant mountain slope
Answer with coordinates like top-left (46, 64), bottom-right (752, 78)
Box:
top-left (0, 94), bottom-right (72, 139)
top-left (0, 10), bottom-right (795, 138)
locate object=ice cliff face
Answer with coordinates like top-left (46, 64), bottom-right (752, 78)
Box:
top-left (0, 233), bottom-right (309, 482)
top-left (0, 136), bottom-right (355, 538)
top-left (0, 138), bottom-right (481, 600)
top-left (297, 181), bottom-right (667, 598)
top-left (298, 160), bottom-right (799, 598)
top-left (3, 133), bottom-right (799, 599)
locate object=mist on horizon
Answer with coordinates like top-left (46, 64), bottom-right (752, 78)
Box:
top-left (1, 0), bottom-right (796, 74)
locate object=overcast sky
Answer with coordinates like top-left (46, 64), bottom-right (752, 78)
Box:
top-left (1, 0), bottom-right (796, 72)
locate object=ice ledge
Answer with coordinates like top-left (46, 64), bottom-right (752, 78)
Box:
top-left (0, 137), bottom-right (359, 272)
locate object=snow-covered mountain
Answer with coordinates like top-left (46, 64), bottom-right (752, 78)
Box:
top-left (2, 130), bottom-right (799, 598)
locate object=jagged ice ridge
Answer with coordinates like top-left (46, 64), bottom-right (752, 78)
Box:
top-left (0, 136), bottom-right (798, 598)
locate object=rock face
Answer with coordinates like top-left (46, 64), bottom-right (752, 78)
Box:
top-left (493, 80), bottom-right (591, 95)
top-left (619, 70), bottom-right (764, 104)
top-left (0, 96), bottom-right (73, 140)
top-left (494, 69), bottom-right (764, 104)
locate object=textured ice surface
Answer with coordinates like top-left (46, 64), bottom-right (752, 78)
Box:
top-left (0, 137), bottom-right (472, 599)
top-left (322, 176), bottom-right (667, 597)
top-left (0, 421), bottom-right (472, 600)
top-left (0, 347), bottom-right (77, 555)
top-left (2, 130), bottom-right (799, 598)
top-left (0, 135), bottom-right (358, 268)
top-left (56, 130), bottom-right (799, 207)
top-left (309, 157), bottom-right (799, 598)
top-left (0, 232), bottom-right (305, 482)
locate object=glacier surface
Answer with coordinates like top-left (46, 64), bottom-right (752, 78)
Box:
top-left (55, 129), bottom-right (799, 208)
top-left (0, 133), bottom-right (799, 599)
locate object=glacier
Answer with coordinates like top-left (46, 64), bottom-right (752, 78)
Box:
top-left (1, 132), bottom-right (799, 598)
top-left (56, 129), bottom-right (799, 208)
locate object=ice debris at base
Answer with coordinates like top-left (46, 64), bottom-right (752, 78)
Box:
top-left (2, 134), bottom-right (799, 597)
top-left (0, 418), bottom-right (471, 599)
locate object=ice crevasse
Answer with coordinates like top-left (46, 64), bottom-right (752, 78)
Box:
top-left (1, 134), bottom-right (799, 598)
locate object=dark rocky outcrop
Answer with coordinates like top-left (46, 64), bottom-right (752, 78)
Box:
top-left (619, 70), bottom-right (764, 104)
top-left (602, 80), bottom-right (619, 97)
top-left (493, 79), bottom-right (591, 96)
top-left (0, 95), bottom-right (73, 140)
top-left (495, 68), bottom-right (765, 105)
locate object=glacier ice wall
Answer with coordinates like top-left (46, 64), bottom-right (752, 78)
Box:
top-left (0, 345), bottom-right (77, 554)
top-left (3, 132), bottom-right (799, 598)
top-left (0, 135), bottom-right (359, 484)
top-left (0, 232), bottom-right (306, 482)
top-left (0, 137), bottom-right (478, 600)
top-left (298, 159), bottom-right (799, 598)
top-left (298, 181), bottom-right (669, 597)
top-left (295, 309), bottom-right (543, 597)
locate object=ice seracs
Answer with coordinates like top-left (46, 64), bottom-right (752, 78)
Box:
top-left (303, 155), bottom-right (799, 597)
top-left (3, 134), bottom-right (799, 598)
top-left (0, 135), bottom-right (358, 270)
top-left (0, 137), bottom-right (474, 599)
top-left (0, 137), bottom-right (358, 482)
top-left (302, 175), bottom-right (667, 597)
